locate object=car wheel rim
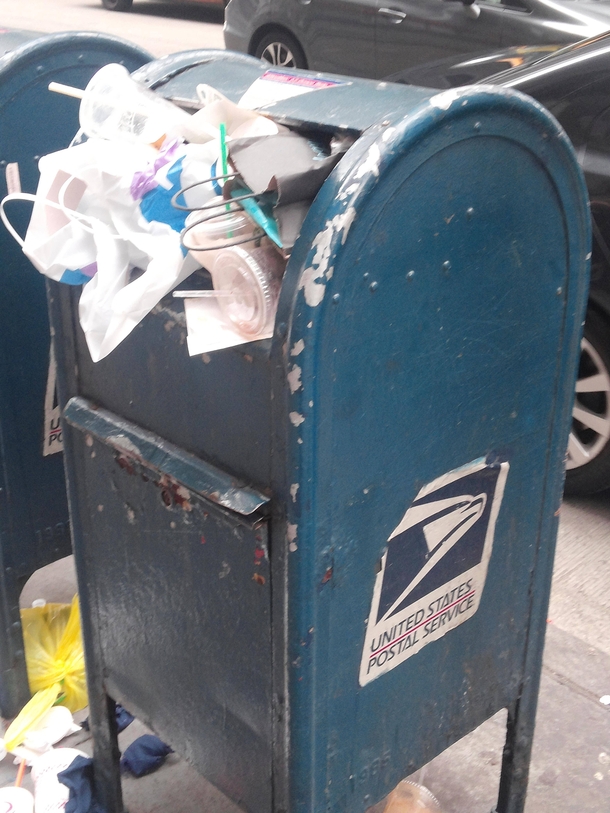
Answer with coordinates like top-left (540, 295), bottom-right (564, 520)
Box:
top-left (566, 337), bottom-right (610, 470)
top-left (260, 42), bottom-right (297, 68)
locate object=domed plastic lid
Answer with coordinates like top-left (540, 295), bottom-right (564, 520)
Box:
top-left (212, 245), bottom-right (284, 338)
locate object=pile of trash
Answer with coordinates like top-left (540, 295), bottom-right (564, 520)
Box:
top-left (0, 64), bottom-right (351, 361)
top-left (0, 598), bottom-right (172, 812)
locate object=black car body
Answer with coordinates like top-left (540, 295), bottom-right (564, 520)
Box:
top-left (224, 0), bottom-right (610, 78)
top-left (388, 35), bottom-right (610, 494)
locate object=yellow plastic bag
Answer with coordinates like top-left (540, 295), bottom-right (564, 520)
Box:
top-left (4, 597), bottom-right (87, 751)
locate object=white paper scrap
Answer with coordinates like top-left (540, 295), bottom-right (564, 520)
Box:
top-left (184, 298), bottom-right (272, 356)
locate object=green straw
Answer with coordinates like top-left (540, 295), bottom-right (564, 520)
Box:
top-left (219, 122), bottom-right (231, 215)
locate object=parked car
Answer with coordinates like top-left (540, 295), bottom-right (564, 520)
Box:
top-left (384, 35), bottom-right (610, 495)
top-left (224, 0), bottom-right (610, 78)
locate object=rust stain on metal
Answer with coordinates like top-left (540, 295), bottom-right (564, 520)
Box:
top-left (252, 573), bottom-right (266, 586)
top-left (321, 567), bottom-right (333, 584)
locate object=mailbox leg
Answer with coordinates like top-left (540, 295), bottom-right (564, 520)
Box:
top-left (495, 685), bottom-right (539, 813)
top-left (0, 568), bottom-right (31, 719)
top-left (89, 688), bottom-right (123, 812)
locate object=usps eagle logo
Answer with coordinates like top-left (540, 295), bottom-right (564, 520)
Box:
top-left (359, 458), bottom-right (509, 686)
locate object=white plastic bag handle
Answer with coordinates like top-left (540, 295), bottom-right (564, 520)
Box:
top-left (0, 184), bottom-right (121, 248)
top-left (0, 192), bottom-right (36, 247)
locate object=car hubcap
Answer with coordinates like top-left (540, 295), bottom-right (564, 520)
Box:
top-left (567, 337), bottom-right (610, 469)
top-left (260, 42), bottom-right (297, 68)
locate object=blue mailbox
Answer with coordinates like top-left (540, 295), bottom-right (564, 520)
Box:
top-left (48, 53), bottom-right (589, 813)
top-left (0, 30), bottom-right (150, 718)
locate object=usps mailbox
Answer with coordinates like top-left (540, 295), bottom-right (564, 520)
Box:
top-left (48, 52), bottom-right (589, 813)
top-left (0, 30), bottom-right (150, 718)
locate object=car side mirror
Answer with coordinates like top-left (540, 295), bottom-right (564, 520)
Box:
top-left (444, 0), bottom-right (481, 9)
top-left (463, 2), bottom-right (481, 18)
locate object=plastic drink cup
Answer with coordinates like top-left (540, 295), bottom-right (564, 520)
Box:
top-left (183, 197), bottom-right (261, 263)
top-left (383, 781), bottom-right (442, 813)
top-left (79, 63), bottom-right (191, 145)
top-left (211, 245), bottom-right (285, 338)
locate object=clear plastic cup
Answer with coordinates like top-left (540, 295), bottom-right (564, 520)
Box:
top-left (383, 781), bottom-right (442, 813)
top-left (79, 63), bottom-right (191, 145)
top-left (183, 197), bottom-right (262, 259)
top-left (211, 245), bottom-right (285, 338)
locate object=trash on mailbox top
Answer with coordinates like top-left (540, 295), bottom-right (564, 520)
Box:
top-left (0, 60), bottom-right (361, 361)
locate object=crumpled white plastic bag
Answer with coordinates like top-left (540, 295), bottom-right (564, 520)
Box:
top-left (1, 136), bottom-right (217, 361)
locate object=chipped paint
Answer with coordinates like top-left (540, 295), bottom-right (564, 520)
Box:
top-left (126, 507), bottom-right (136, 524)
top-left (291, 339), bottom-right (305, 357)
top-left (287, 364), bottom-right (303, 393)
top-left (300, 266), bottom-right (327, 307)
top-left (430, 89), bottom-right (461, 110)
top-left (290, 483), bottom-right (300, 502)
top-left (341, 207), bottom-right (356, 244)
top-left (355, 143), bottom-right (381, 179)
top-left (338, 182), bottom-right (360, 201)
top-left (287, 523), bottom-right (298, 545)
top-left (109, 434), bottom-right (141, 456)
top-left (289, 412), bottom-right (305, 427)
top-left (298, 210), bottom-right (357, 306)
top-left (289, 542), bottom-right (298, 552)
top-left (85, 435), bottom-right (94, 448)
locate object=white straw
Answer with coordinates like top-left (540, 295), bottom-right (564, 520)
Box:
top-left (48, 82), bottom-right (85, 100)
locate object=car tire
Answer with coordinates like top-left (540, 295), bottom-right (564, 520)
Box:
top-left (254, 30), bottom-right (307, 70)
top-left (102, 0), bottom-right (133, 11)
top-left (564, 309), bottom-right (610, 496)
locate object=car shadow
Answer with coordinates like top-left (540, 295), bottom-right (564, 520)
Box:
top-left (563, 487), bottom-right (610, 520)
top-left (88, 0), bottom-right (224, 24)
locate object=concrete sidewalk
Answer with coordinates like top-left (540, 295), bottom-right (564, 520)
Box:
top-left (6, 493), bottom-right (610, 813)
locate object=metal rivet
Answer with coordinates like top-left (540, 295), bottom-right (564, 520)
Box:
top-left (406, 270), bottom-right (415, 281)
top-left (332, 293), bottom-right (340, 303)
top-left (556, 287), bottom-right (563, 295)
top-left (442, 261), bottom-right (451, 274)
top-left (466, 207), bottom-right (474, 219)
top-left (363, 272), bottom-right (369, 280)
top-left (369, 281), bottom-right (379, 292)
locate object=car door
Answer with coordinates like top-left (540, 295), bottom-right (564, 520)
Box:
top-left (300, 0), bottom-right (377, 78)
top-left (375, 0), bottom-right (505, 78)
